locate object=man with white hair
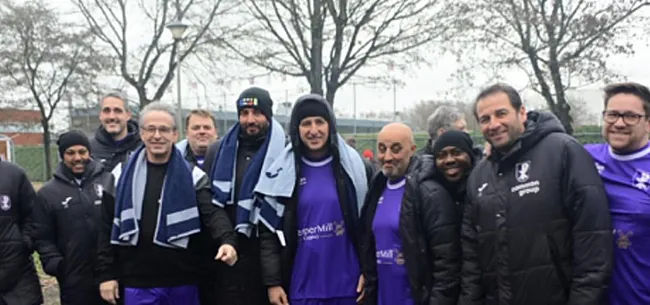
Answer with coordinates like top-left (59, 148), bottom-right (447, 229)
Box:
top-left (96, 102), bottom-right (238, 305)
top-left (419, 105), bottom-right (468, 154)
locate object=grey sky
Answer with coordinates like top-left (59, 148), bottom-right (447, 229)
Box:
top-left (48, 0), bottom-right (650, 122)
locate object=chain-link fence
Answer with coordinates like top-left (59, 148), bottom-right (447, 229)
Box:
top-left (14, 146), bottom-right (59, 182)
top-left (13, 132), bottom-right (604, 182)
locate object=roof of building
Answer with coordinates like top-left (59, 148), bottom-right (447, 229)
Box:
top-left (0, 108), bottom-right (40, 123)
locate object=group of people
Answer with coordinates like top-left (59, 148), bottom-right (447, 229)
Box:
top-left (0, 81), bottom-right (648, 305)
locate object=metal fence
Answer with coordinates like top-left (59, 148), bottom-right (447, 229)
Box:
top-left (13, 132), bottom-right (604, 182)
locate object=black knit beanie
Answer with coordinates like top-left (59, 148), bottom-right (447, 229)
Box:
top-left (57, 130), bottom-right (90, 158)
top-left (432, 130), bottom-right (475, 158)
top-left (294, 99), bottom-right (331, 124)
top-left (236, 87), bottom-right (274, 120)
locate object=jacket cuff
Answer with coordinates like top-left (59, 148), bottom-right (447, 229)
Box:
top-left (220, 232), bottom-right (238, 251)
top-left (96, 272), bottom-right (118, 286)
top-left (43, 257), bottom-right (63, 277)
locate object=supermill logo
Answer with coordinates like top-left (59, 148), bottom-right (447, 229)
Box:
top-left (376, 248), bottom-right (405, 265)
top-left (298, 220), bottom-right (345, 241)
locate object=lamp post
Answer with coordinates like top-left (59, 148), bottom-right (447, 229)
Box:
top-left (166, 20), bottom-right (188, 137)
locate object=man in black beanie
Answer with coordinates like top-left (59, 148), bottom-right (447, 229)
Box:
top-left (202, 87), bottom-right (287, 305)
top-left (32, 130), bottom-right (111, 305)
top-left (432, 130), bottom-right (476, 208)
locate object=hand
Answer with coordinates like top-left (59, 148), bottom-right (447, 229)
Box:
top-left (268, 286), bottom-right (289, 305)
top-left (356, 274), bottom-right (365, 303)
top-left (215, 244), bottom-right (238, 266)
top-left (99, 280), bottom-right (119, 305)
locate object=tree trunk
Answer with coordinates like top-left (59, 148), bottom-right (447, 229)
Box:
top-left (309, 0), bottom-right (324, 97)
top-left (137, 86), bottom-right (150, 110)
top-left (553, 97), bottom-right (574, 135)
top-left (41, 120), bottom-right (53, 180)
top-left (325, 81), bottom-right (338, 107)
top-left (542, 95), bottom-right (574, 135)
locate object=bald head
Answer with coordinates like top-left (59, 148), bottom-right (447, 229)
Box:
top-left (377, 122), bottom-right (416, 180)
top-left (378, 122), bottom-right (415, 145)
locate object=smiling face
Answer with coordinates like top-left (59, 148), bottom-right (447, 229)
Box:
top-left (140, 110), bottom-right (178, 162)
top-left (298, 116), bottom-right (330, 155)
top-left (476, 92), bottom-right (527, 153)
top-left (99, 96), bottom-right (131, 140)
top-left (602, 93), bottom-right (650, 153)
top-left (186, 114), bottom-right (217, 156)
top-left (434, 146), bottom-right (472, 182)
top-left (63, 145), bottom-right (90, 175)
top-left (377, 123), bottom-right (416, 181)
top-left (239, 108), bottom-right (269, 137)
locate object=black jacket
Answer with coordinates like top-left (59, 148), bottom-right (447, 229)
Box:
top-left (259, 95), bottom-right (373, 292)
top-left (33, 160), bottom-right (110, 305)
top-left (95, 158), bottom-right (236, 288)
top-left (89, 120), bottom-right (142, 172)
top-left (460, 111), bottom-right (613, 305)
top-left (201, 133), bottom-right (273, 305)
top-left (0, 161), bottom-right (43, 305)
top-left (362, 155), bottom-right (461, 305)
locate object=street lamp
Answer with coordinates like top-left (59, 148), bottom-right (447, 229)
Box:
top-left (166, 20), bottom-right (188, 137)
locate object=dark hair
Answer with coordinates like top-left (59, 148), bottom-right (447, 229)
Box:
top-left (99, 91), bottom-right (129, 111)
top-left (473, 83), bottom-right (523, 118)
top-left (185, 109), bottom-right (217, 129)
top-left (604, 82), bottom-right (650, 115)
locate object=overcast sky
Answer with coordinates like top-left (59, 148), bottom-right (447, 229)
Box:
top-left (47, 0), bottom-right (650, 122)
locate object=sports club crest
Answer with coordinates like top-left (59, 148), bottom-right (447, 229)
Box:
top-left (515, 161), bottom-right (531, 183)
top-left (0, 195), bottom-right (11, 211)
top-left (94, 183), bottom-right (104, 198)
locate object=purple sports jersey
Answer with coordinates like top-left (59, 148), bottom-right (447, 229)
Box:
top-left (585, 143), bottom-right (650, 305)
top-left (290, 156), bottom-right (360, 305)
top-left (372, 177), bottom-right (414, 305)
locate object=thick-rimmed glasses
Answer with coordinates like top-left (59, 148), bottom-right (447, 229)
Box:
top-left (602, 111), bottom-right (648, 126)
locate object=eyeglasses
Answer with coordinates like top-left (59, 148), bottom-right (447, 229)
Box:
top-left (141, 125), bottom-right (175, 135)
top-left (602, 111), bottom-right (648, 126)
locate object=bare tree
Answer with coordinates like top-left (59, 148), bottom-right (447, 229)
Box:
top-left (451, 0), bottom-right (650, 134)
top-left (75, 0), bottom-right (238, 108)
top-left (567, 94), bottom-right (599, 127)
top-left (0, 0), bottom-right (109, 179)
top-left (222, 0), bottom-right (456, 106)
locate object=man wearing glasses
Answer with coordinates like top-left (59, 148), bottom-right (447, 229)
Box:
top-left (585, 82), bottom-right (650, 305)
top-left (96, 102), bottom-right (238, 305)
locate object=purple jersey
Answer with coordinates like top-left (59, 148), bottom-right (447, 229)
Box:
top-left (290, 156), bottom-right (360, 303)
top-left (585, 143), bottom-right (650, 305)
top-left (372, 178), bottom-right (414, 305)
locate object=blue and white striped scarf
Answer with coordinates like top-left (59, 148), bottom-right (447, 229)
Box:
top-left (210, 118), bottom-right (286, 236)
top-left (110, 146), bottom-right (201, 249)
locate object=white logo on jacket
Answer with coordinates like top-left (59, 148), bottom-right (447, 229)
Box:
top-left (515, 161), bottom-right (531, 183)
top-left (0, 195), bottom-right (11, 211)
top-left (61, 197), bottom-right (72, 209)
top-left (94, 183), bottom-right (104, 198)
top-left (477, 183), bottom-right (488, 197)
